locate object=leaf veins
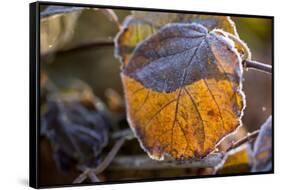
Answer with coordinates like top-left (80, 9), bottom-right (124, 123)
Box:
top-left (119, 23), bottom-right (245, 160)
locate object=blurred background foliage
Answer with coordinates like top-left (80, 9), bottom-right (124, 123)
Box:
top-left (39, 5), bottom-right (272, 186)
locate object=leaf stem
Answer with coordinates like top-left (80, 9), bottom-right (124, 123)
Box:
top-left (243, 60), bottom-right (272, 74)
top-left (73, 136), bottom-right (126, 184)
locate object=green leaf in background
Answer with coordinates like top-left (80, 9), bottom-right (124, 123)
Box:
top-left (215, 144), bottom-right (253, 174)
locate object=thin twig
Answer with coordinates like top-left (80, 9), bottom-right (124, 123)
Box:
top-left (111, 128), bottom-right (134, 140)
top-left (73, 130), bottom-right (259, 177)
top-left (108, 153), bottom-right (224, 170)
top-left (87, 172), bottom-right (100, 183)
top-left (73, 137), bottom-right (126, 184)
top-left (243, 60), bottom-right (272, 74)
top-left (225, 129), bottom-right (260, 153)
top-left (95, 137), bottom-right (126, 174)
top-left (107, 130), bottom-right (259, 171)
top-left (212, 130), bottom-right (260, 174)
top-left (72, 168), bottom-right (90, 184)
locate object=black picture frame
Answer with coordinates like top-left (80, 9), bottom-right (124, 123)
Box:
top-left (30, 1), bottom-right (274, 188)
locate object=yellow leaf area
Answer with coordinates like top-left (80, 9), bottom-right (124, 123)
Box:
top-left (217, 145), bottom-right (252, 174)
top-left (122, 74), bottom-right (244, 160)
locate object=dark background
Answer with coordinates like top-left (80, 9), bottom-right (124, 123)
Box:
top-left (39, 6), bottom-right (272, 186)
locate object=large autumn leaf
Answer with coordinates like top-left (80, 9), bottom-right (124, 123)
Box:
top-left (120, 23), bottom-right (245, 160)
top-left (115, 11), bottom-right (240, 66)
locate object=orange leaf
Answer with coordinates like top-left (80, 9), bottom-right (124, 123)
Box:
top-left (120, 23), bottom-right (245, 160)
